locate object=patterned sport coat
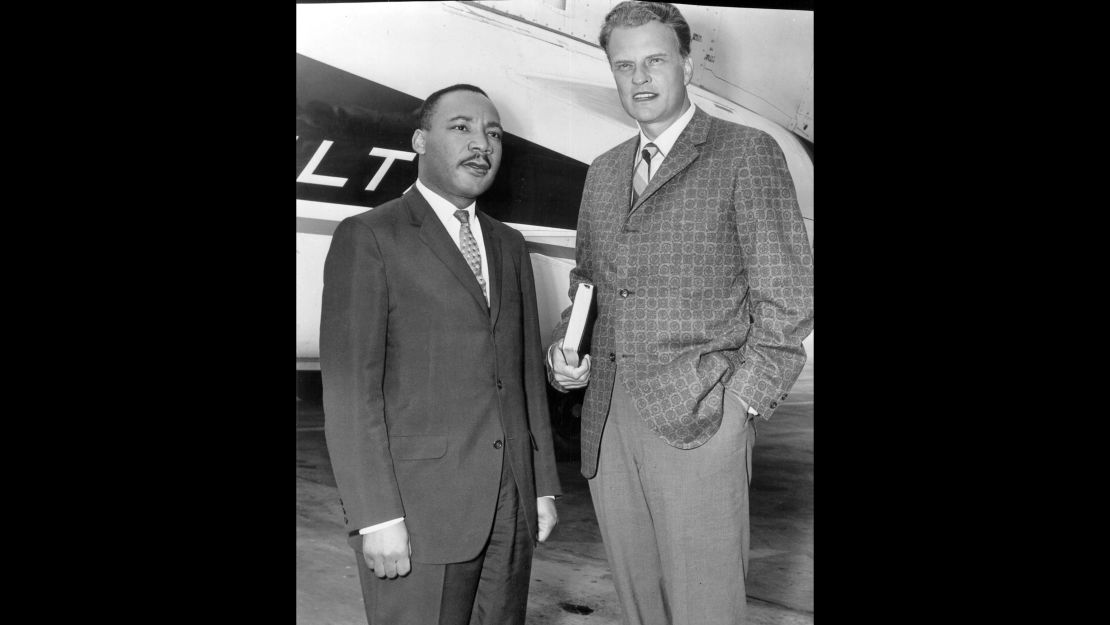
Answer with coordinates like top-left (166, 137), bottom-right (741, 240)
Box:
top-left (550, 106), bottom-right (814, 478)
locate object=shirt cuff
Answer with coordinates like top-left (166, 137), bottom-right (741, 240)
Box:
top-left (545, 341), bottom-right (559, 369)
top-left (358, 517), bottom-right (405, 534)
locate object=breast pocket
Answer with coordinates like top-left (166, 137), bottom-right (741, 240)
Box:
top-left (390, 435), bottom-right (448, 460)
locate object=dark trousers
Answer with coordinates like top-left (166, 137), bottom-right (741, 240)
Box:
top-left (354, 458), bottom-right (534, 625)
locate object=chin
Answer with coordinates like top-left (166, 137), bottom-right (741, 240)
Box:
top-left (466, 182), bottom-right (494, 197)
top-left (624, 102), bottom-right (662, 122)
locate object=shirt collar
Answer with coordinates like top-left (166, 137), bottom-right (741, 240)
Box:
top-left (637, 102), bottom-right (697, 160)
top-left (415, 178), bottom-right (476, 222)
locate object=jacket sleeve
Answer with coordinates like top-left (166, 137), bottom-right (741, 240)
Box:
top-left (320, 218), bottom-right (405, 533)
top-left (547, 161), bottom-right (601, 392)
top-left (725, 131), bottom-right (815, 419)
top-left (520, 241), bottom-right (563, 498)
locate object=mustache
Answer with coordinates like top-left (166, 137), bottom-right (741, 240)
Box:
top-left (461, 155), bottom-right (491, 168)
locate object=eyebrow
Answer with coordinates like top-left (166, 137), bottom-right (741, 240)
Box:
top-left (612, 51), bottom-right (671, 63)
top-left (447, 115), bottom-right (502, 130)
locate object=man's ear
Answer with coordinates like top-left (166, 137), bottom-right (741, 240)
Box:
top-left (412, 129), bottom-right (426, 154)
top-left (683, 55), bottom-right (694, 86)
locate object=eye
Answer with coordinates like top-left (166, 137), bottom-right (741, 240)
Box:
top-left (451, 124), bottom-right (469, 131)
top-left (614, 62), bottom-right (632, 72)
top-left (648, 57), bottom-right (663, 65)
top-left (487, 130), bottom-right (502, 140)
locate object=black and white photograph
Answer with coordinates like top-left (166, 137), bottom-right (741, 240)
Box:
top-left (296, 2), bottom-right (814, 623)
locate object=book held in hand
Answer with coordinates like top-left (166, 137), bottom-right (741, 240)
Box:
top-left (561, 283), bottom-right (596, 367)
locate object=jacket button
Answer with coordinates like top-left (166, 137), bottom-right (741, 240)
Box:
top-left (619, 288), bottom-right (629, 297)
top-left (770, 401), bottom-right (778, 408)
top-left (493, 440), bottom-right (503, 449)
top-left (609, 353), bottom-right (616, 362)
top-left (781, 394), bottom-right (788, 400)
top-left (497, 379), bottom-right (503, 389)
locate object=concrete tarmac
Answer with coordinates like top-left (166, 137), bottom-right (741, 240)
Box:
top-left (297, 362), bottom-right (812, 624)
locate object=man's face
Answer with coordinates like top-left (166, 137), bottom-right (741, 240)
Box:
top-left (606, 20), bottom-right (693, 139)
top-left (412, 90), bottom-right (502, 208)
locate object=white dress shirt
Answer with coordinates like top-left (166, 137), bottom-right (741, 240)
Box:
top-left (415, 179), bottom-right (490, 305)
top-left (633, 101), bottom-right (697, 180)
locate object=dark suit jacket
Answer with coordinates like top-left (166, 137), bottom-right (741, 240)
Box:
top-left (321, 187), bottom-right (561, 564)
top-left (551, 106), bottom-right (815, 478)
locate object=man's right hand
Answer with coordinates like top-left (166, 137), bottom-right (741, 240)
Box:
top-left (547, 339), bottom-right (591, 389)
top-left (362, 521), bottom-right (412, 579)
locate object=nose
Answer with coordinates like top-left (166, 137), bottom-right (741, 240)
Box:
top-left (632, 62), bottom-right (650, 85)
top-left (470, 136), bottom-right (491, 154)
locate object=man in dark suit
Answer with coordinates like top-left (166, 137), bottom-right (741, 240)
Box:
top-left (547, 3), bottom-right (814, 624)
top-left (321, 84), bottom-right (561, 625)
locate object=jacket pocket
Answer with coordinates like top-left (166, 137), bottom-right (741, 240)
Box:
top-left (390, 435), bottom-right (448, 460)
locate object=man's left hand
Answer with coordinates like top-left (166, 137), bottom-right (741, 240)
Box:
top-left (537, 497), bottom-right (558, 542)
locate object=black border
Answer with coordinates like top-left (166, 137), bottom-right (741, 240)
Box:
top-left (51, 0), bottom-right (1003, 620)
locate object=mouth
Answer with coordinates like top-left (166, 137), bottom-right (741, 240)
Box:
top-left (461, 158), bottom-right (491, 175)
top-left (632, 91), bottom-right (658, 102)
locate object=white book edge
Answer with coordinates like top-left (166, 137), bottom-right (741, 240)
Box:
top-left (561, 283), bottom-right (594, 367)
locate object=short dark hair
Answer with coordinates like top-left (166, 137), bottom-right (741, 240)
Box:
top-left (416, 84), bottom-right (489, 130)
top-left (598, 1), bottom-right (691, 58)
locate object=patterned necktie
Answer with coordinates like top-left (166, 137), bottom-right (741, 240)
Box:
top-left (631, 142), bottom-right (659, 208)
top-left (453, 209), bottom-right (487, 300)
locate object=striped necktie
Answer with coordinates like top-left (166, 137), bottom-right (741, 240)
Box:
top-left (631, 142), bottom-right (659, 208)
top-left (453, 209), bottom-right (487, 300)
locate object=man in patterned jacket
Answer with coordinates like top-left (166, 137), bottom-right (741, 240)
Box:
top-left (546, 3), bottom-right (814, 623)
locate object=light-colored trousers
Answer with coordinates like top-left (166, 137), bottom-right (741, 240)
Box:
top-left (589, 375), bottom-right (756, 625)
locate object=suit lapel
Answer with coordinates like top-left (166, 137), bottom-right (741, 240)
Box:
top-left (403, 188), bottom-right (490, 315)
top-left (476, 210), bottom-right (502, 328)
top-left (615, 136), bottom-right (638, 212)
top-left (630, 107), bottom-right (711, 215)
